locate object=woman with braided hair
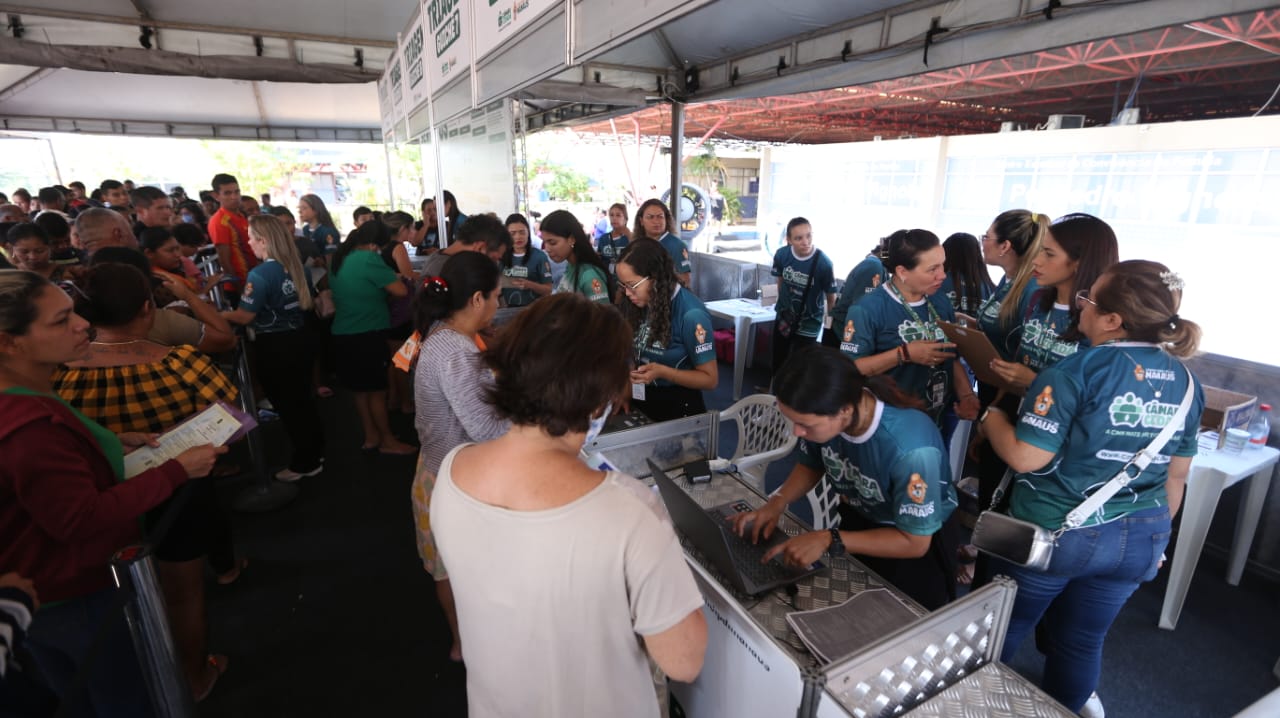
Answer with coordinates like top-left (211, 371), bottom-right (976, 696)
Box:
top-left (617, 237), bottom-right (717, 421)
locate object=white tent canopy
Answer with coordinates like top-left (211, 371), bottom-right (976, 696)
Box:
top-left (1, 0), bottom-right (1276, 142)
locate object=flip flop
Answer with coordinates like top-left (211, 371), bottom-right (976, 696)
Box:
top-left (195, 654), bottom-right (228, 703)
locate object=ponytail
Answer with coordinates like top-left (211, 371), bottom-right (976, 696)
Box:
top-left (991, 209), bottom-right (1048, 328)
top-left (410, 251), bottom-right (500, 335)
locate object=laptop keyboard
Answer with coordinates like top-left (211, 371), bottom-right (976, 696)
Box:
top-left (714, 501), bottom-right (806, 586)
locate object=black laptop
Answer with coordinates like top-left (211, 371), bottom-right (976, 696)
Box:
top-left (648, 459), bottom-right (824, 595)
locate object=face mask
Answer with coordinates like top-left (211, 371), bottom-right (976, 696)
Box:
top-left (181, 214), bottom-right (194, 223)
top-left (584, 401), bottom-right (613, 446)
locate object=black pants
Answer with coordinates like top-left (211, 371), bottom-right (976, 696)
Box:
top-left (633, 384), bottom-right (706, 423)
top-left (838, 505), bottom-right (959, 611)
top-left (772, 330), bottom-right (817, 378)
top-left (255, 328), bottom-right (326, 471)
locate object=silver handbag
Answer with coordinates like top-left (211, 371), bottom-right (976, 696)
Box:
top-left (972, 376), bottom-right (1195, 571)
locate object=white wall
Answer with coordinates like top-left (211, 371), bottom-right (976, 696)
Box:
top-left (762, 116), bottom-right (1280, 366)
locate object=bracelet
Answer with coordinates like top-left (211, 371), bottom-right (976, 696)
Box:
top-left (896, 345), bottom-right (906, 366)
top-left (900, 342), bottom-right (912, 363)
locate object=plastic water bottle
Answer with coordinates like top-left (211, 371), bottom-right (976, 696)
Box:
top-left (1247, 404), bottom-right (1271, 449)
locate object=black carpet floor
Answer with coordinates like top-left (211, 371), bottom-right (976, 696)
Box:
top-left (199, 360), bottom-right (1279, 717)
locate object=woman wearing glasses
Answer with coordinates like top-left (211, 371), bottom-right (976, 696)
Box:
top-left (975, 261), bottom-right (1203, 716)
top-left (632, 199), bottom-right (692, 287)
top-left (617, 238), bottom-right (717, 421)
top-left (987, 213), bottom-right (1119, 391)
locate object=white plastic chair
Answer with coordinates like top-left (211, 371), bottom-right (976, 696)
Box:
top-left (807, 475), bottom-right (842, 530)
top-left (718, 394), bottom-right (797, 493)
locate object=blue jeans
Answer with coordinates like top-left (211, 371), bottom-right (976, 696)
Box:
top-left (992, 505), bottom-right (1171, 712)
top-left (25, 588), bottom-right (156, 718)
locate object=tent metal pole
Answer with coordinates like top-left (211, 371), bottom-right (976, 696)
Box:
top-left (668, 100), bottom-right (684, 224)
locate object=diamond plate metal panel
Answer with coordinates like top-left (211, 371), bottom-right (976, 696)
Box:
top-left (645, 470), bottom-right (926, 666)
top-left (906, 664), bottom-right (1075, 717)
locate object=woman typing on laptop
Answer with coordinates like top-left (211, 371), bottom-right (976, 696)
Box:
top-left (729, 345), bottom-right (959, 609)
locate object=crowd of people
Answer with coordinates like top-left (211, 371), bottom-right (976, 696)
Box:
top-left (0, 175), bottom-right (1205, 718)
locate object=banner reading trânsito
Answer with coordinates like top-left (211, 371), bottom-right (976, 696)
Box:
top-left (472, 0), bottom-right (558, 60)
top-left (425, 0), bottom-right (472, 95)
top-left (400, 10), bottom-right (429, 113)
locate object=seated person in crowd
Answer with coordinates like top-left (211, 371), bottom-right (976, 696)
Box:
top-left (732, 345), bottom-right (960, 609)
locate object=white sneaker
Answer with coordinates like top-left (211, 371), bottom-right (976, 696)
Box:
top-left (1079, 692), bottom-right (1105, 718)
top-left (275, 465), bottom-right (323, 482)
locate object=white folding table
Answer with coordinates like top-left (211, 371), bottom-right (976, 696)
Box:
top-left (1160, 445), bottom-right (1279, 630)
top-left (705, 298), bottom-right (776, 400)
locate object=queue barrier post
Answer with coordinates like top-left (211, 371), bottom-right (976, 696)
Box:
top-left (110, 545), bottom-right (196, 718)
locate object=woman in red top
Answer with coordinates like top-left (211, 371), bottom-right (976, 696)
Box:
top-left (0, 270), bottom-right (224, 714)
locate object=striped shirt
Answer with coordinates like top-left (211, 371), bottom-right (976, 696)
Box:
top-left (413, 326), bottom-right (510, 475)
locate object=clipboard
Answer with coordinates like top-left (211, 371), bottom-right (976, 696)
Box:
top-left (937, 320), bottom-right (1024, 396)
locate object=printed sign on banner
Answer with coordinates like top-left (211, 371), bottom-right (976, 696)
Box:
top-left (425, 0), bottom-right (471, 94)
top-left (377, 73), bottom-right (396, 141)
top-left (388, 53), bottom-right (405, 123)
top-left (401, 12), bottom-right (430, 113)
top-left (472, 0), bottom-right (558, 61)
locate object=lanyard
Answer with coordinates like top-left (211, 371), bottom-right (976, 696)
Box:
top-left (888, 281), bottom-right (942, 331)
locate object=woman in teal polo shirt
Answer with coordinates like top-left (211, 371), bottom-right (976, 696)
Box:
top-left (616, 238), bottom-right (717, 421)
top-left (730, 345), bottom-right (958, 609)
top-left (632, 199), bottom-right (692, 287)
top-left (500, 213), bottom-right (553, 307)
top-left (329, 221), bottom-right (414, 455)
top-left (540, 210), bottom-right (612, 305)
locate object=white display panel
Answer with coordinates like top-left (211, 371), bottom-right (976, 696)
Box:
top-left (426, 0), bottom-right (472, 96)
top-left (428, 101), bottom-right (517, 219)
top-left (472, 0), bottom-right (560, 61)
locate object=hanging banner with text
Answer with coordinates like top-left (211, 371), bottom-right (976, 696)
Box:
top-left (472, 0), bottom-right (559, 61)
top-left (377, 72), bottom-right (396, 141)
top-left (425, 0), bottom-right (472, 96)
top-left (399, 10), bottom-right (430, 116)
top-left (387, 51), bottom-right (406, 131)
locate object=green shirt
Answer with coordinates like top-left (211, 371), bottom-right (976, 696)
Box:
top-left (4, 386), bottom-right (124, 480)
top-left (555, 263), bottom-right (611, 304)
top-left (331, 250), bottom-right (398, 335)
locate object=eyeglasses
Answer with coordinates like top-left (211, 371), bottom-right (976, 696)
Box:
top-left (621, 276), bottom-right (650, 293)
top-left (641, 213), bottom-right (666, 221)
top-left (1075, 289), bottom-right (1100, 310)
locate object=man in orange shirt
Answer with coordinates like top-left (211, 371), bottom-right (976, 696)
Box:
top-left (206, 173), bottom-right (258, 304)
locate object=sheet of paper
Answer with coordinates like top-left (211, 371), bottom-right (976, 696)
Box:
top-left (124, 403), bottom-right (245, 479)
top-left (785, 587), bottom-right (918, 664)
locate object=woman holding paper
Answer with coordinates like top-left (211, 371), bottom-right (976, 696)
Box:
top-left (839, 229), bottom-right (979, 425)
top-left (0, 269), bottom-right (224, 710)
top-left (974, 261), bottom-right (1204, 716)
top-left (52, 262), bottom-right (242, 702)
top-left (729, 345), bottom-right (959, 609)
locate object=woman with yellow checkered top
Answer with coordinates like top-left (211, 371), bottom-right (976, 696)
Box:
top-left (53, 262), bottom-right (242, 702)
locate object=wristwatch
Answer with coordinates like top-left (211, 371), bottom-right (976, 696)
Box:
top-left (828, 528), bottom-right (846, 556)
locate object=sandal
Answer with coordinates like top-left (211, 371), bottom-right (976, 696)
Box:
top-left (195, 654), bottom-right (228, 703)
top-left (216, 558), bottom-right (249, 586)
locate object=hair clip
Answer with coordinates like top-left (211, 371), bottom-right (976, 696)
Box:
top-left (1167, 313), bottom-right (1180, 329)
top-left (423, 275), bottom-right (449, 292)
top-left (1159, 270), bottom-right (1185, 292)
